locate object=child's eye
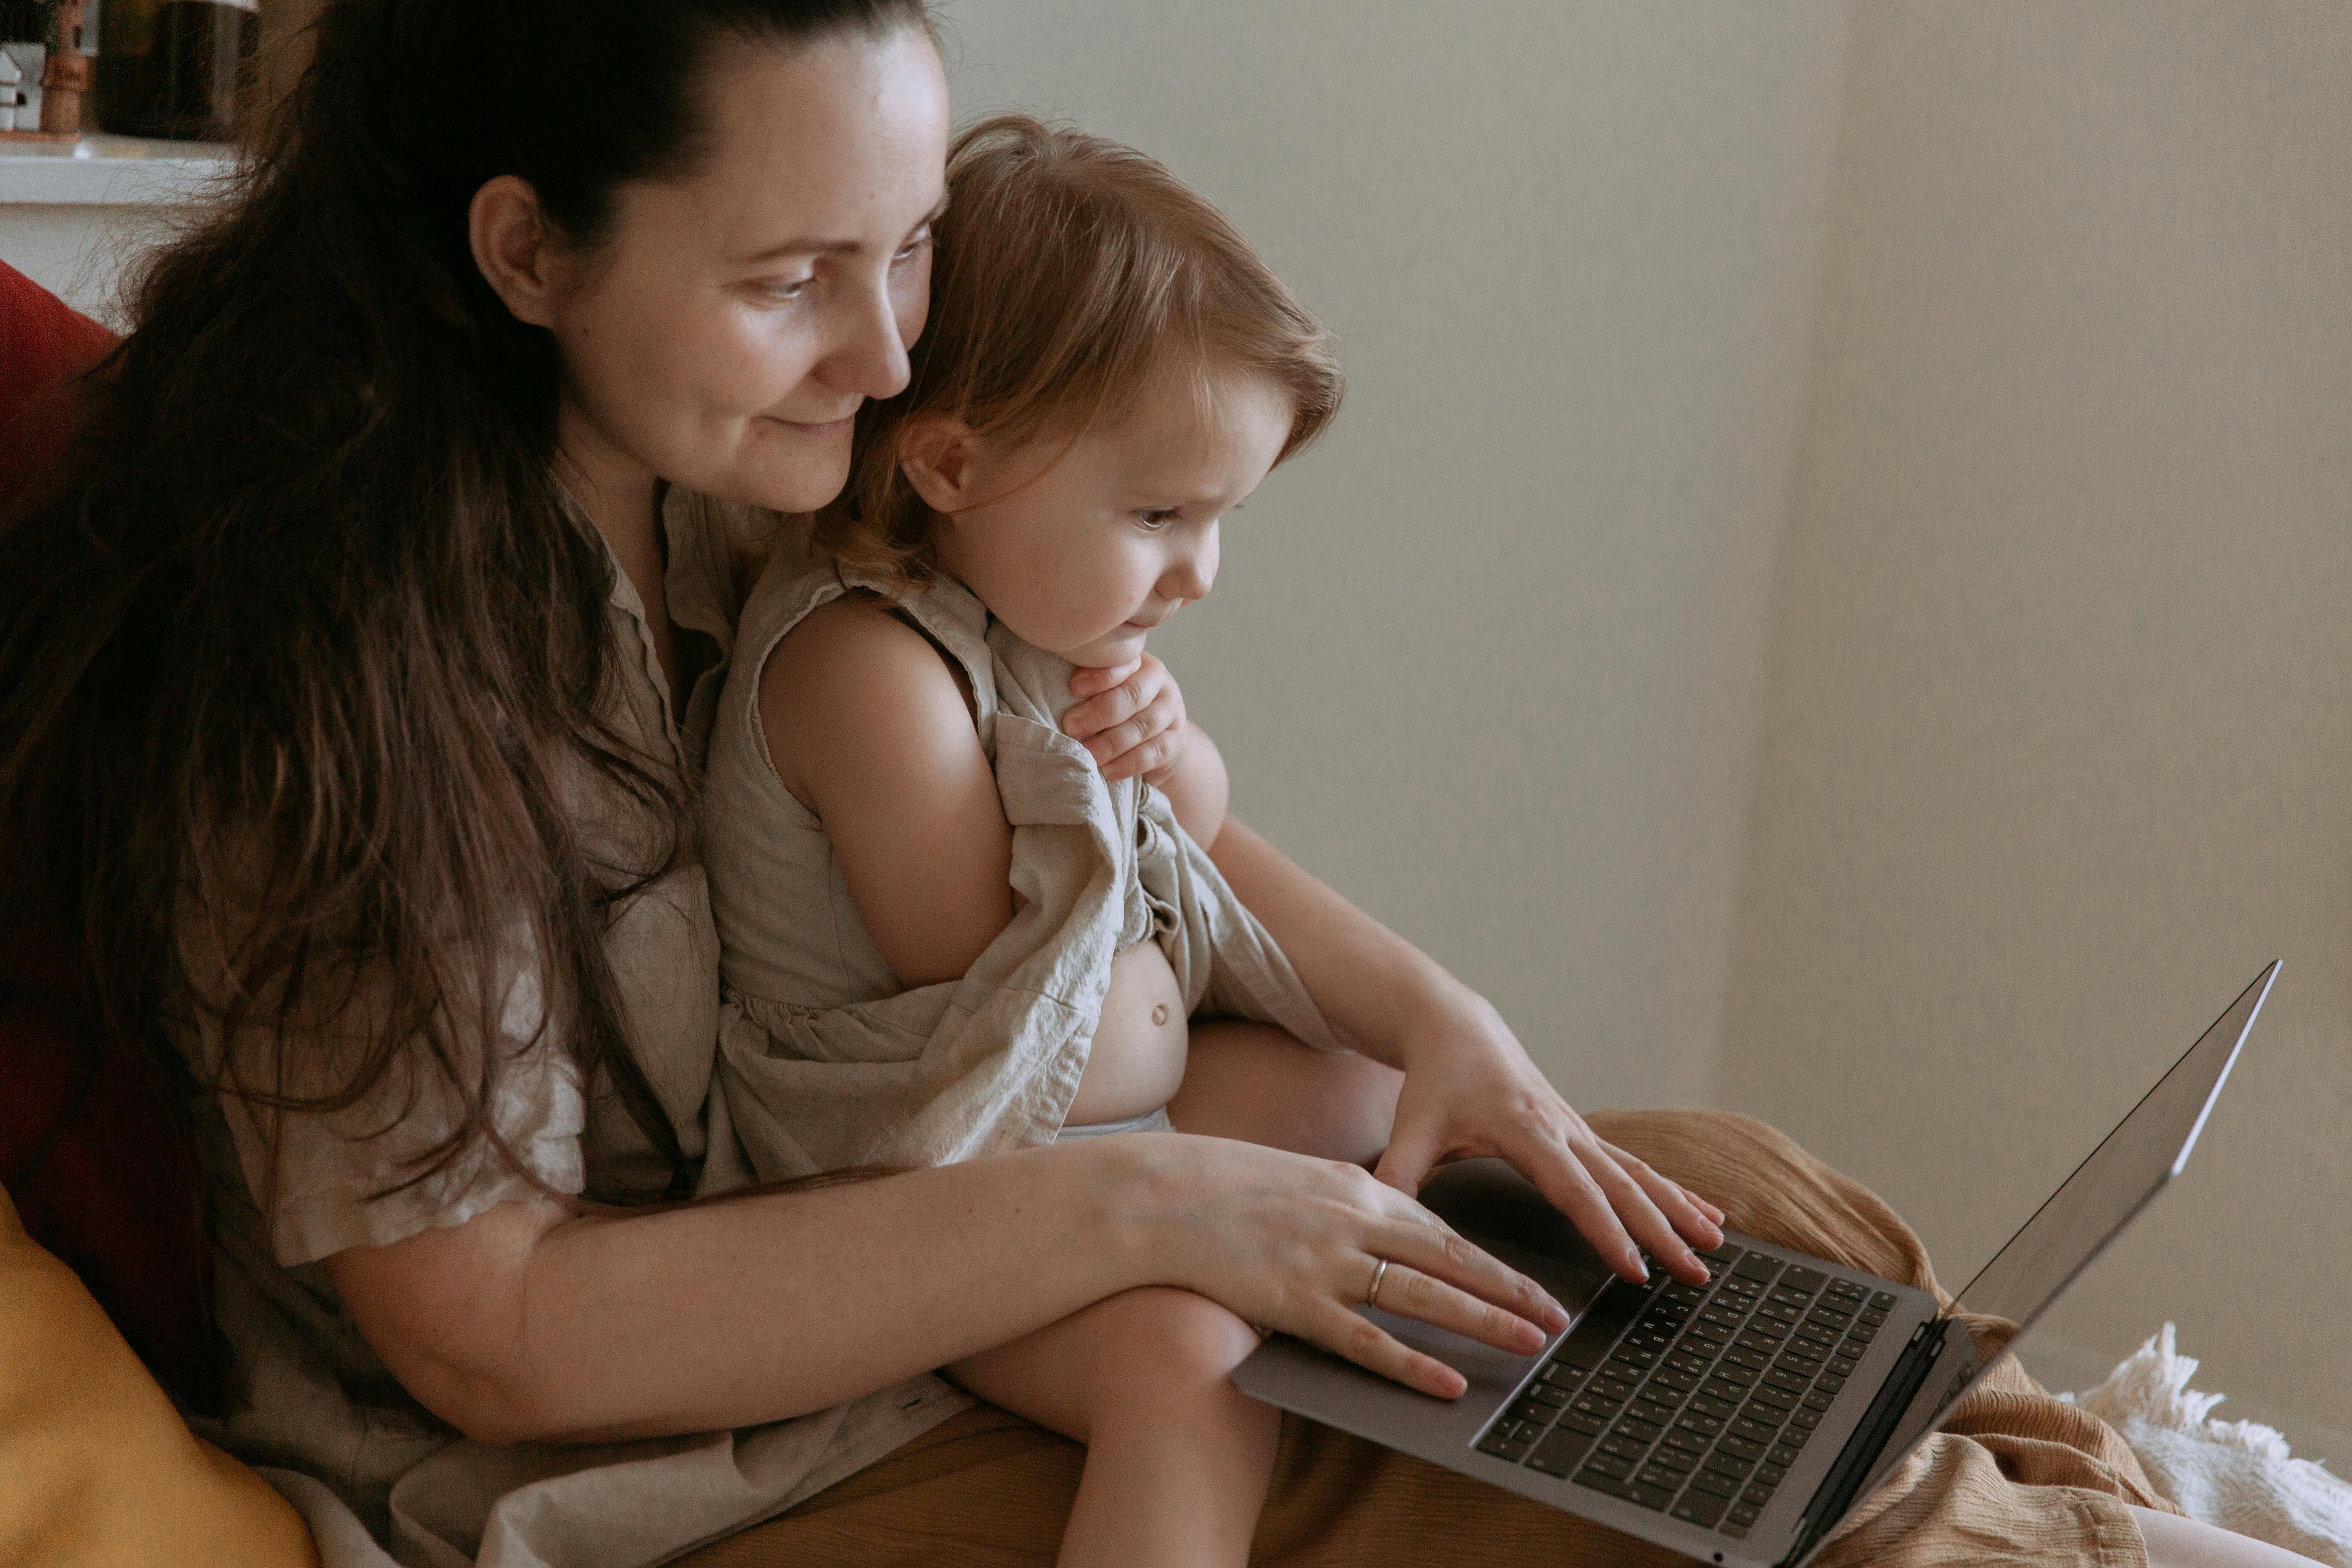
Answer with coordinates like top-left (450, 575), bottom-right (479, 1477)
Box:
top-left (1134, 508), bottom-right (1180, 531)
top-left (757, 276), bottom-right (814, 302)
top-left (893, 229), bottom-right (932, 265)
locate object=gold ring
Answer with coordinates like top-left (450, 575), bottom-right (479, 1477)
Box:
top-left (1367, 1256), bottom-right (1390, 1308)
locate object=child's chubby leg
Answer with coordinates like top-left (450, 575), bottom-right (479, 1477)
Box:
top-left (947, 1287), bottom-right (1278, 1568)
top-left (1167, 1020), bottom-right (1403, 1166)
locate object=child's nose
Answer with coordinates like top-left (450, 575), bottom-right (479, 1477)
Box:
top-left (1166, 527), bottom-right (1219, 602)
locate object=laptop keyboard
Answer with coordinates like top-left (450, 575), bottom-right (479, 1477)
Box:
top-left (1475, 1243), bottom-right (1898, 1541)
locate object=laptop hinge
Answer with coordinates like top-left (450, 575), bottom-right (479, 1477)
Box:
top-left (1780, 1318), bottom-right (1950, 1567)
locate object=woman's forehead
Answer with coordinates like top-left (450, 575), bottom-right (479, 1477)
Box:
top-left (639, 26), bottom-right (949, 260)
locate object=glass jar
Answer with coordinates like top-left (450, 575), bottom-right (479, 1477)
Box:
top-left (97, 0), bottom-right (255, 141)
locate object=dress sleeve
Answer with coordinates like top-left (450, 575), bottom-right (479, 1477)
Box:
top-left (180, 942), bottom-right (588, 1269)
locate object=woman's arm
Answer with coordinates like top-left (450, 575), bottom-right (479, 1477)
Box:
top-left (324, 1130), bottom-right (1572, 1445)
top-left (1205, 815), bottom-right (1725, 1286)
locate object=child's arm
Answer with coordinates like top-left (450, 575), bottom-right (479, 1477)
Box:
top-left (1156, 725), bottom-right (1230, 851)
top-left (758, 598), bottom-right (1014, 987)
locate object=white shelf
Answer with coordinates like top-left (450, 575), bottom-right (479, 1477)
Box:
top-left (0, 134), bottom-right (235, 205)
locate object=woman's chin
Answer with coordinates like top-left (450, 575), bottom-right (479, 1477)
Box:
top-left (702, 453), bottom-right (853, 517)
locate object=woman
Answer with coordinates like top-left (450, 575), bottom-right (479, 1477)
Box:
top-left (0, 3), bottom-right (2311, 1566)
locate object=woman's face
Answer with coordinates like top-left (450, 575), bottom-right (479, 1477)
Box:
top-left (545, 26), bottom-right (951, 514)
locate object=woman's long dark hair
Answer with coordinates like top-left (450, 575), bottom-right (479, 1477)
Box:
top-left (0, 0), bottom-right (927, 1205)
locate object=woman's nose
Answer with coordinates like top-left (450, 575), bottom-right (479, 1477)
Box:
top-left (819, 276), bottom-right (913, 401)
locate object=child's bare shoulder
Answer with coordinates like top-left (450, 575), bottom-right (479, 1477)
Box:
top-left (759, 593), bottom-right (981, 801)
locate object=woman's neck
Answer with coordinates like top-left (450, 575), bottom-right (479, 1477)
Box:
top-left (555, 404), bottom-right (662, 576)
top-left (557, 403), bottom-right (688, 713)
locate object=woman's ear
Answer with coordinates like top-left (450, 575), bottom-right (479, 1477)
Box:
top-left (898, 416), bottom-right (984, 514)
top-left (470, 175), bottom-right (564, 329)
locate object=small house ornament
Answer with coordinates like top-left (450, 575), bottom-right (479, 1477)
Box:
top-left (0, 1), bottom-right (83, 142)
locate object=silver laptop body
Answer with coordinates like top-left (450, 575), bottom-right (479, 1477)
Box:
top-left (1232, 964), bottom-right (2276, 1568)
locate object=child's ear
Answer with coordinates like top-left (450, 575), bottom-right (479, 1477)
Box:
top-left (898, 416), bottom-right (982, 514)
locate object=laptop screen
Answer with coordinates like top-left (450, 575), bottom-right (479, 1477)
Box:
top-left (1811, 964), bottom-right (2276, 1560)
top-left (1951, 962), bottom-right (2274, 1333)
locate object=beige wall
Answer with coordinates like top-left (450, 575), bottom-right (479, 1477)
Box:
top-left (943, 0), bottom-right (1854, 1111)
top-left (1720, 1), bottom-right (2352, 1448)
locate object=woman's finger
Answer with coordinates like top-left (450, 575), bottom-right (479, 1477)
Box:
top-left (1573, 1135), bottom-right (1708, 1284)
top-left (1369, 1118), bottom-right (1446, 1196)
top-left (1503, 1124), bottom-right (1648, 1283)
top-left (1363, 1258), bottom-right (1556, 1357)
top-left (1597, 1140), bottom-right (1724, 1250)
top-left (1294, 1295), bottom-right (1470, 1400)
top-left (1364, 1205), bottom-right (1569, 1337)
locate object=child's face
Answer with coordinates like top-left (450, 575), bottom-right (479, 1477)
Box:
top-left (930, 362), bottom-right (1294, 669)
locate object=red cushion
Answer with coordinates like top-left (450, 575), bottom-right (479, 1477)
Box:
top-left (0, 261), bottom-right (219, 1413)
top-left (0, 258), bottom-right (117, 503)
top-left (2, 923), bottom-right (220, 1415)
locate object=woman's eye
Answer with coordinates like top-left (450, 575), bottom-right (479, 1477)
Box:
top-left (1134, 508), bottom-right (1180, 531)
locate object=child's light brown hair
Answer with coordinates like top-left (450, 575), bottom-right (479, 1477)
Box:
top-left (813, 113), bottom-right (1344, 590)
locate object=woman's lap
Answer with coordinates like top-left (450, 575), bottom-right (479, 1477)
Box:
top-left (682, 1109), bottom-right (2169, 1567)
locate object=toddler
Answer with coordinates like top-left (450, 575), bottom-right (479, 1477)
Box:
top-left (703, 114), bottom-right (1350, 1566)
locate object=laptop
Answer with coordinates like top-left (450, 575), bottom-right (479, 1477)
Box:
top-left (1234, 963), bottom-right (2277, 1568)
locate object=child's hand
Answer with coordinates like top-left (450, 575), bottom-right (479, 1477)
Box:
top-left (1065, 653), bottom-right (1188, 786)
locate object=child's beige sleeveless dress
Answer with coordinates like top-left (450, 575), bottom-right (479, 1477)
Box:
top-left (701, 550), bottom-right (1345, 1182)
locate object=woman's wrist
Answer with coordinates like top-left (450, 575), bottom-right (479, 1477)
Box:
top-left (1386, 974), bottom-right (1508, 1071)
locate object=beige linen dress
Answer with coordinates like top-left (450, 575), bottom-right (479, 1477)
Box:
top-left (700, 554), bottom-right (1343, 1182)
top-left (172, 492), bottom-right (966, 1568)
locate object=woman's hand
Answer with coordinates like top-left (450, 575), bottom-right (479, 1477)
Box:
top-left (1129, 1132), bottom-right (1571, 1400)
top-left (1372, 989), bottom-right (1728, 1288)
top-left (1203, 820), bottom-right (1728, 1292)
top-left (1065, 652), bottom-right (1187, 785)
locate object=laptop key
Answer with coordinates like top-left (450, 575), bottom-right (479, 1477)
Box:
top-left (1647, 1444), bottom-right (1697, 1473)
top-left (1733, 1253), bottom-right (1783, 1284)
top-left (1525, 1426), bottom-right (1597, 1477)
top-left (1673, 1493), bottom-right (1729, 1528)
top-left (1871, 1292), bottom-right (1897, 1310)
top-left (1744, 1482), bottom-right (1776, 1506)
top-left (1576, 1463), bottom-right (1634, 1491)
top-left (1780, 1266), bottom-right (1827, 1294)
top-left (1476, 1431), bottom-right (1530, 1461)
top-left (1527, 1383), bottom-right (1570, 1407)
top-left (1686, 1468), bottom-right (1739, 1500)
top-left (1508, 1399), bottom-right (1554, 1425)
top-left (1768, 1443), bottom-right (1802, 1467)
top-left (1557, 1408), bottom-right (1608, 1438)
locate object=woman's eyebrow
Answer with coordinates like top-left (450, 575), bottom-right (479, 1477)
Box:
top-left (734, 193), bottom-right (951, 266)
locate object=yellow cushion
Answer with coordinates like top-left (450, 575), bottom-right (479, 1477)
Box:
top-left (0, 1184), bottom-right (318, 1568)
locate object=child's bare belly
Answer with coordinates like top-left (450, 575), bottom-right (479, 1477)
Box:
top-left (1064, 940), bottom-right (1189, 1125)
